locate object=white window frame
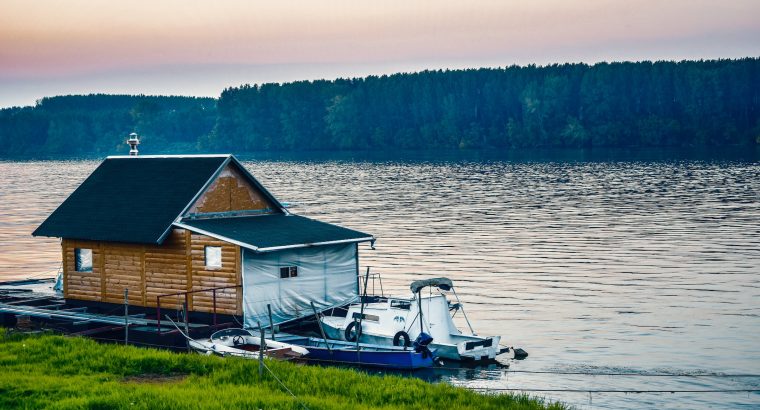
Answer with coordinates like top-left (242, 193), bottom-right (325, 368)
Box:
top-left (74, 248), bottom-right (93, 272)
top-left (205, 246), bottom-right (222, 269)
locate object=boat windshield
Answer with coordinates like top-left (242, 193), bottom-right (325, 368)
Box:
top-left (211, 328), bottom-right (252, 341)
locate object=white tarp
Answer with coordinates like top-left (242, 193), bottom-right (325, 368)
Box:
top-left (242, 243), bottom-right (358, 328)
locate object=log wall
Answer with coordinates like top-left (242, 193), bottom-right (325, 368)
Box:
top-left (102, 242), bottom-right (143, 305)
top-left (186, 164), bottom-right (274, 215)
top-left (61, 229), bottom-right (242, 315)
top-left (63, 239), bottom-right (102, 301)
top-left (189, 233), bottom-right (240, 315)
top-left (144, 230), bottom-right (188, 309)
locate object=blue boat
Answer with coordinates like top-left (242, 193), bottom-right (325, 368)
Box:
top-left (275, 334), bottom-right (436, 370)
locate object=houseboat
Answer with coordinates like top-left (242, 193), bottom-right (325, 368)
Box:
top-left (32, 149), bottom-right (375, 330)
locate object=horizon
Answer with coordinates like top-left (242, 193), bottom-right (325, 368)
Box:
top-left (2, 0), bottom-right (759, 108)
top-left (3, 57), bottom-right (758, 110)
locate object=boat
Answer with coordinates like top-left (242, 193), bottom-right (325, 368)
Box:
top-left (319, 277), bottom-right (513, 362)
top-left (275, 332), bottom-right (437, 370)
top-left (187, 328), bottom-right (310, 360)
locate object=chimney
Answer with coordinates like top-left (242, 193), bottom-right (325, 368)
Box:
top-left (127, 133), bottom-right (140, 156)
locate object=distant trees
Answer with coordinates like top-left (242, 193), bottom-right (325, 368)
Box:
top-left (0, 94), bottom-right (216, 157)
top-left (206, 58), bottom-right (760, 152)
top-left (1, 58), bottom-right (759, 158)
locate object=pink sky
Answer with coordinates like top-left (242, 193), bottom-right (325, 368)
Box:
top-left (1, 0), bottom-right (759, 107)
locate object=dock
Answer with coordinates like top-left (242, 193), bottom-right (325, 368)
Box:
top-left (0, 278), bottom-right (239, 349)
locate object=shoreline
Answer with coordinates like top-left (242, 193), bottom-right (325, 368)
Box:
top-left (0, 329), bottom-right (565, 410)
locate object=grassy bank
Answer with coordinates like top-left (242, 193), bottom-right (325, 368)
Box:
top-left (0, 330), bottom-right (564, 409)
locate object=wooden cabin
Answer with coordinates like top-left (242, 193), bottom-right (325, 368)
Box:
top-left (33, 154), bottom-right (374, 327)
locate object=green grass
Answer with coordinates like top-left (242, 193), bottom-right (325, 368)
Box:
top-left (0, 330), bottom-right (566, 410)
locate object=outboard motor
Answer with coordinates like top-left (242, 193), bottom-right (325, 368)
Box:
top-left (413, 332), bottom-right (435, 359)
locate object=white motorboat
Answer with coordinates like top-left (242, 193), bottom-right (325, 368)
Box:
top-left (187, 328), bottom-right (309, 360)
top-left (319, 277), bottom-right (512, 362)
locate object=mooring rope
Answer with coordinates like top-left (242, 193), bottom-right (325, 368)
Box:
top-left (21, 262), bottom-right (62, 279)
top-left (261, 361), bottom-right (310, 410)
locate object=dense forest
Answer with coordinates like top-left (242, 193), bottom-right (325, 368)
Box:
top-left (1, 58), bottom-right (759, 157)
top-left (0, 95), bottom-right (217, 157)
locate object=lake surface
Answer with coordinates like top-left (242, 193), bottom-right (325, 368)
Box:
top-left (1, 151), bottom-right (759, 409)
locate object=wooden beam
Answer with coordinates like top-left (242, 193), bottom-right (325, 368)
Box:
top-left (57, 307), bottom-right (88, 312)
top-left (35, 304), bottom-right (65, 309)
top-left (71, 325), bottom-right (124, 336)
top-left (99, 243), bottom-right (106, 302)
top-left (235, 245), bottom-right (242, 315)
top-left (61, 239), bottom-right (68, 298)
top-left (4, 296), bottom-right (54, 305)
top-left (140, 245), bottom-right (146, 307)
top-left (185, 229), bottom-right (193, 311)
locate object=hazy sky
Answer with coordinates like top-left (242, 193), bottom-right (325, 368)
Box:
top-left (1, 0), bottom-right (759, 107)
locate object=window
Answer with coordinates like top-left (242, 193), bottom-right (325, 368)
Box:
top-left (352, 312), bottom-right (380, 322)
top-left (279, 266), bottom-right (298, 279)
top-left (205, 246), bottom-right (222, 268)
top-left (75, 248), bottom-right (92, 272)
top-left (390, 300), bottom-right (411, 310)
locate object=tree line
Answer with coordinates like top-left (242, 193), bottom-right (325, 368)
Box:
top-left (1, 58), bottom-right (759, 157)
top-left (0, 94), bottom-right (217, 157)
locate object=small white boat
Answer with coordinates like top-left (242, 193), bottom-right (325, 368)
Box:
top-left (188, 328), bottom-right (310, 360)
top-left (319, 277), bottom-right (511, 362)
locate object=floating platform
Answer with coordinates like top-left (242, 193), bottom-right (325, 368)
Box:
top-left (0, 278), bottom-right (239, 349)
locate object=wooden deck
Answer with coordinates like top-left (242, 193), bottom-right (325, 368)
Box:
top-left (0, 278), bottom-right (238, 348)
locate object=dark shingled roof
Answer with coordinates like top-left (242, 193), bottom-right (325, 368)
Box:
top-left (33, 155), bottom-right (231, 244)
top-left (176, 214), bottom-right (373, 251)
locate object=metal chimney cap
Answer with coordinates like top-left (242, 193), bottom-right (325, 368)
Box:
top-left (127, 132), bottom-right (140, 156)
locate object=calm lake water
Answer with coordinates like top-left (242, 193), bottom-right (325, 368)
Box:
top-left (1, 150), bottom-right (759, 409)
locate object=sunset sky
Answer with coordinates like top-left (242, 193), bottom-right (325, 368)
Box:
top-left (1, 0), bottom-right (759, 108)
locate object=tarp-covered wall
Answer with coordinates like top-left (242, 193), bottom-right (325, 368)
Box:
top-left (242, 243), bottom-right (358, 328)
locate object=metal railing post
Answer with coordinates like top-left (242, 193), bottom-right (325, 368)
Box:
top-left (258, 322), bottom-right (265, 377)
top-left (153, 284), bottom-right (241, 334)
top-left (124, 288), bottom-right (129, 345)
top-left (183, 301), bottom-right (190, 352)
top-left (185, 293), bottom-right (189, 324)
top-left (212, 289), bottom-right (217, 326)
top-left (156, 296), bottom-right (161, 335)
top-left (267, 304), bottom-right (275, 340)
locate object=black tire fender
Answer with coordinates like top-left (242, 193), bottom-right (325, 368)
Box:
top-left (393, 331), bottom-right (411, 348)
top-left (344, 321), bottom-right (362, 342)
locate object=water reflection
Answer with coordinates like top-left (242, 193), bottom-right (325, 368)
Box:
top-left (0, 151), bottom-right (758, 409)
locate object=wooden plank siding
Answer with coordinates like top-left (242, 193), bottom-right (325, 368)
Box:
top-left (189, 234), bottom-right (239, 315)
top-left (63, 239), bottom-right (103, 301)
top-left (60, 229), bottom-right (242, 315)
top-left (102, 242), bottom-right (143, 304)
top-left (145, 229), bottom-right (188, 309)
top-left (186, 164), bottom-right (275, 215)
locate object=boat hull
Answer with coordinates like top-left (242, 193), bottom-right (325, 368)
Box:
top-left (305, 346), bottom-right (433, 369)
top-left (187, 328), bottom-right (309, 360)
top-left (276, 335), bottom-right (435, 370)
top-left (321, 313), bottom-right (501, 361)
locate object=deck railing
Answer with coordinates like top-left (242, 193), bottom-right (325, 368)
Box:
top-left (156, 285), bottom-right (241, 335)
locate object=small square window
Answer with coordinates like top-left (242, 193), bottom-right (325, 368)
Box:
top-left (279, 266), bottom-right (298, 279)
top-left (390, 300), bottom-right (411, 310)
top-left (75, 248), bottom-right (92, 272)
top-left (205, 246), bottom-right (222, 268)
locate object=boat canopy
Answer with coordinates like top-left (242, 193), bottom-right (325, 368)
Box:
top-left (410, 277), bottom-right (453, 294)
